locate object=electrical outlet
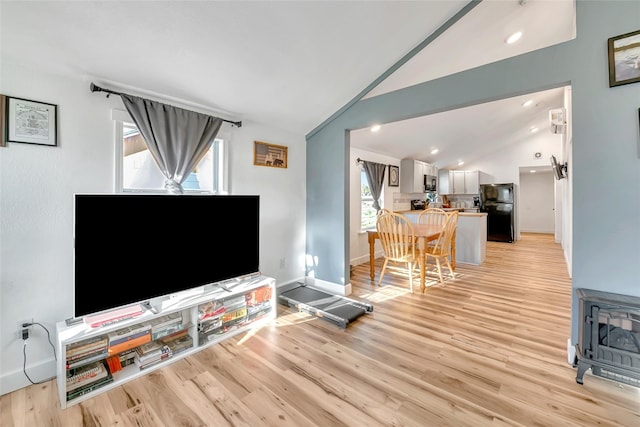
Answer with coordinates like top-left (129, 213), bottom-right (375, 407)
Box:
top-left (17, 318), bottom-right (33, 340)
top-left (279, 258), bottom-right (287, 269)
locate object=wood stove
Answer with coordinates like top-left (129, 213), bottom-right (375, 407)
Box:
top-left (575, 288), bottom-right (640, 386)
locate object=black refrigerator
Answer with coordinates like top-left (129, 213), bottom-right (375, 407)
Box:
top-left (480, 183), bottom-right (515, 243)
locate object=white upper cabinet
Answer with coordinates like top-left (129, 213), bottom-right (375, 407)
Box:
top-left (439, 170), bottom-right (480, 194)
top-left (464, 170), bottom-right (480, 194)
top-left (400, 159), bottom-right (437, 193)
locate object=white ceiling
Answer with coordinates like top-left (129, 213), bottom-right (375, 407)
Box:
top-left (0, 0), bottom-right (575, 169)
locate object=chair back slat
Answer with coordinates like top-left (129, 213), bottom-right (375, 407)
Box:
top-left (430, 211), bottom-right (458, 255)
top-left (376, 212), bottom-right (415, 262)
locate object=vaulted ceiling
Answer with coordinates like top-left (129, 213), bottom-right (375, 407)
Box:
top-left (0, 1), bottom-right (575, 168)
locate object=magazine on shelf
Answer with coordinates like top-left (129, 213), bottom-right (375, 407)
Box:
top-left (157, 325), bottom-right (190, 341)
top-left (108, 324), bottom-right (151, 346)
top-left (66, 375), bottom-right (114, 401)
top-left (108, 332), bottom-right (151, 356)
top-left (146, 312), bottom-right (182, 332)
top-left (66, 335), bottom-right (108, 354)
top-left (66, 360), bottom-right (110, 392)
top-left (198, 300), bottom-right (225, 321)
top-left (135, 341), bottom-right (171, 363)
top-left (162, 334), bottom-right (193, 356)
top-left (151, 322), bottom-right (184, 341)
top-left (66, 342), bottom-right (109, 362)
top-left (66, 350), bottom-right (110, 369)
top-left (135, 352), bottom-right (172, 370)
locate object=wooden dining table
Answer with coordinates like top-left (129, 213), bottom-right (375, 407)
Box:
top-left (367, 224), bottom-right (456, 292)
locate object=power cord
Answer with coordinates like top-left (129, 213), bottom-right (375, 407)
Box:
top-left (22, 321), bottom-right (57, 385)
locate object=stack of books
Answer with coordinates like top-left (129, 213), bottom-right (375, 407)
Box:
top-left (199, 295), bottom-right (248, 342)
top-left (147, 312), bottom-right (183, 341)
top-left (66, 360), bottom-right (113, 401)
top-left (162, 334), bottom-right (193, 356)
top-left (220, 295), bottom-right (248, 329)
top-left (65, 335), bottom-right (109, 369)
top-left (134, 340), bottom-right (172, 369)
top-left (118, 348), bottom-right (137, 368)
top-left (107, 324), bottom-right (151, 356)
top-left (245, 285), bottom-right (273, 322)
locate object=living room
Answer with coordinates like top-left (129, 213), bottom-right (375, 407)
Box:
top-left (1, 1), bottom-right (639, 423)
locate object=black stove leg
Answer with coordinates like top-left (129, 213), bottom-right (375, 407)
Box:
top-left (576, 360), bottom-right (591, 384)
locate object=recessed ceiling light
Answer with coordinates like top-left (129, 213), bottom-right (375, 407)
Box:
top-left (370, 124), bottom-right (381, 132)
top-left (529, 126), bottom-right (539, 133)
top-left (431, 148), bottom-right (439, 155)
top-left (506, 31), bottom-right (522, 44)
top-left (530, 170), bottom-right (537, 173)
top-left (457, 161), bottom-right (464, 166)
top-left (522, 100), bottom-right (533, 107)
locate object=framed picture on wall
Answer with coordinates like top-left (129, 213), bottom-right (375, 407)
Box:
top-left (254, 140), bottom-right (287, 168)
top-left (388, 164), bottom-right (399, 187)
top-left (0, 95), bottom-right (6, 147)
top-left (607, 29), bottom-right (640, 87)
top-left (6, 96), bottom-right (58, 146)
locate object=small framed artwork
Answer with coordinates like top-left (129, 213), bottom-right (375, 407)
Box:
top-left (388, 164), bottom-right (399, 187)
top-left (254, 140), bottom-right (287, 168)
top-left (0, 95), bottom-right (6, 147)
top-left (6, 96), bottom-right (57, 146)
top-left (607, 29), bottom-right (640, 88)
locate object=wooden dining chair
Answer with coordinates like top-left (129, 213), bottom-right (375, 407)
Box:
top-left (417, 208), bottom-right (448, 225)
top-left (375, 211), bottom-right (420, 293)
top-left (417, 208), bottom-right (449, 251)
top-left (422, 211), bottom-right (458, 286)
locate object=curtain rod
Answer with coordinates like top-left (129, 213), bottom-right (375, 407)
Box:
top-left (356, 158), bottom-right (388, 167)
top-left (89, 83), bottom-right (242, 128)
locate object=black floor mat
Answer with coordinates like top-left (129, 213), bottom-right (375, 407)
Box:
top-left (279, 285), bottom-right (373, 328)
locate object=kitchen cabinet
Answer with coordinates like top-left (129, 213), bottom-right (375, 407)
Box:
top-left (400, 159), bottom-right (437, 193)
top-left (439, 170), bottom-right (480, 194)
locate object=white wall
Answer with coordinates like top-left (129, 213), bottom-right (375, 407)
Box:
top-left (463, 115), bottom-right (566, 242)
top-left (519, 170), bottom-right (555, 233)
top-left (0, 63), bottom-right (307, 395)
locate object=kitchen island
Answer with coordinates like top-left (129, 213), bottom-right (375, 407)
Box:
top-left (396, 209), bottom-right (487, 265)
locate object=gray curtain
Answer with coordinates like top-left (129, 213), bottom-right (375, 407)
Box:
top-left (362, 161), bottom-right (387, 211)
top-left (120, 94), bottom-right (223, 194)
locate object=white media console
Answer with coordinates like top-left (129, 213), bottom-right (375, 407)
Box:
top-left (55, 275), bottom-right (276, 408)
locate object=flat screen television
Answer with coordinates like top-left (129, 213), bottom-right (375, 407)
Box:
top-left (73, 194), bottom-right (260, 318)
top-left (550, 155), bottom-right (566, 180)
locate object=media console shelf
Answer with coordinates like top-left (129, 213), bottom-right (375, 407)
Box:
top-left (55, 275), bottom-right (275, 408)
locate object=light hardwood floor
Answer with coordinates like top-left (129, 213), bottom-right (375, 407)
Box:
top-left (2, 233), bottom-right (639, 426)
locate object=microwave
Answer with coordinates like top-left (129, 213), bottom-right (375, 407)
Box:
top-left (424, 175), bottom-right (437, 192)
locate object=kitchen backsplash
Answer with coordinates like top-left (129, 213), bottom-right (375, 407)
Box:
top-left (392, 192), bottom-right (479, 210)
top-left (392, 193), bottom-right (423, 211)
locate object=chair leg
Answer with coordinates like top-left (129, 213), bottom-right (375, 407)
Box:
top-left (378, 259), bottom-right (389, 285)
top-left (408, 262), bottom-right (414, 293)
top-left (445, 257), bottom-right (455, 280)
top-left (435, 257), bottom-right (444, 285)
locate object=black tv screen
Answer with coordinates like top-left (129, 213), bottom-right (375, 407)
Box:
top-left (73, 194), bottom-right (260, 318)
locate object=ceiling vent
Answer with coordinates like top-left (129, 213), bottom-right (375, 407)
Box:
top-left (549, 108), bottom-right (566, 134)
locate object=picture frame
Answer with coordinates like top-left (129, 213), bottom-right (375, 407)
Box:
top-left (607, 29), bottom-right (640, 88)
top-left (254, 140), bottom-right (287, 168)
top-left (0, 95), bottom-right (6, 147)
top-left (388, 164), bottom-right (399, 187)
top-left (6, 96), bottom-right (58, 146)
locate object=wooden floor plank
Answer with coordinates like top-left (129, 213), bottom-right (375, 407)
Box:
top-left (2, 233), bottom-right (639, 426)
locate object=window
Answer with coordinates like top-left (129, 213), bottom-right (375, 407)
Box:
top-left (115, 114), bottom-right (228, 194)
top-left (361, 170), bottom-right (380, 230)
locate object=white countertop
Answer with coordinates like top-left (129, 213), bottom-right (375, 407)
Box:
top-left (396, 209), bottom-right (486, 217)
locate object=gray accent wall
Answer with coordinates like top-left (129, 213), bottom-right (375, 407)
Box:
top-left (306, 0), bottom-right (640, 342)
